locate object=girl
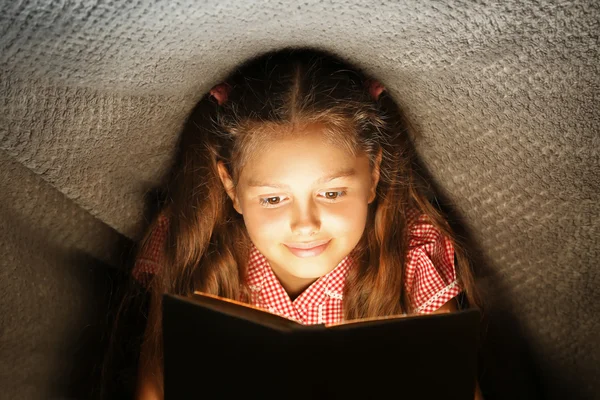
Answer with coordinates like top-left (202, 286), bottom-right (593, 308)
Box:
top-left (131, 47), bottom-right (483, 399)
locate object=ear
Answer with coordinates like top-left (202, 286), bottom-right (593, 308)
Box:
top-left (217, 161), bottom-right (243, 214)
top-left (368, 148), bottom-right (382, 204)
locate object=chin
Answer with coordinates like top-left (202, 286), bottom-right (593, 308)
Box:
top-left (287, 258), bottom-right (337, 279)
top-left (290, 271), bottom-right (330, 281)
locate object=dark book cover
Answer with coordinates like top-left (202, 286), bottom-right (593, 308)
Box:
top-left (163, 292), bottom-right (481, 399)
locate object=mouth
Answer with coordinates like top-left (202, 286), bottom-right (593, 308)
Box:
top-left (284, 239), bottom-right (331, 258)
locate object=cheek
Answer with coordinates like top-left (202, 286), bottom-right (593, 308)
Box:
top-left (329, 199), bottom-right (369, 233)
top-left (239, 203), bottom-right (283, 244)
top-left (244, 210), bottom-right (281, 230)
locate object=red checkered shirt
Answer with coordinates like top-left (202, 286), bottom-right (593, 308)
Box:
top-left (133, 208), bottom-right (461, 324)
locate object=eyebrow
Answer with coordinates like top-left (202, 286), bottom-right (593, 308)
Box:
top-left (246, 167), bottom-right (357, 189)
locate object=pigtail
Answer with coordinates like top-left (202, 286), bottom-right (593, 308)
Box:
top-left (138, 93), bottom-right (252, 393)
top-left (344, 81), bottom-right (482, 318)
top-left (344, 131), bottom-right (412, 318)
top-left (383, 92), bottom-right (483, 313)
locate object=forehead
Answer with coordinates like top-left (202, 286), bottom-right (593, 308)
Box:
top-left (238, 126), bottom-right (371, 188)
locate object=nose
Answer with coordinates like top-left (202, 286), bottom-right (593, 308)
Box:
top-left (290, 199), bottom-right (321, 237)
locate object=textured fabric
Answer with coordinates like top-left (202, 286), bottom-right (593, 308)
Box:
top-left (0, 150), bottom-right (130, 399)
top-left (0, 1), bottom-right (598, 399)
top-left (132, 208), bottom-right (461, 321)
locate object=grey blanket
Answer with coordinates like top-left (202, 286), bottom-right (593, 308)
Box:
top-left (0, 1), bottom-right (598, 399)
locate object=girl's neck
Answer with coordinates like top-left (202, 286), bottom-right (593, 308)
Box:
top-left (269, 264), bottom-right (319, 300)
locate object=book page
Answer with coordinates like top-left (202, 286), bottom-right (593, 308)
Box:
top-left (190, 291), bottom-right (304, 330)
top-left (194, 291), bottom-right (411, 329)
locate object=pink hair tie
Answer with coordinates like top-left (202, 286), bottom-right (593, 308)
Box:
top-left (209, 83), bottom-right (231, 105)
top-left (365, 79), bottom-right (386, 100)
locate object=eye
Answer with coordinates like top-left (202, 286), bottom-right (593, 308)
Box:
top-left (319, 190), bottom-right (347, 201)
top-left (259, 196), bottom-right (285, 208)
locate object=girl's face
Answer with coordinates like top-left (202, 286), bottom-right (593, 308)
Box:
top-left (218, 124), bottom-right (381, 297)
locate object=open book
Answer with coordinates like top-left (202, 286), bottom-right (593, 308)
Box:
top-left (162, 292), bottom-right (481, 400)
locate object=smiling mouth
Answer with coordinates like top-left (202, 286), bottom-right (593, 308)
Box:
top-left (284, 239), bottom-right (331, 250)
top-left (284, 239), bottom-right (331, 258)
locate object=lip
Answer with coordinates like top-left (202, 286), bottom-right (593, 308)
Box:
top-left (285, 239), bottom-right (331, 249)
top-left (284, 239), bottom-right (331, 258)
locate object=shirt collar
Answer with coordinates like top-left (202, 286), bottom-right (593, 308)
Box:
top-left (246, 243), bottom-right (353, 311)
